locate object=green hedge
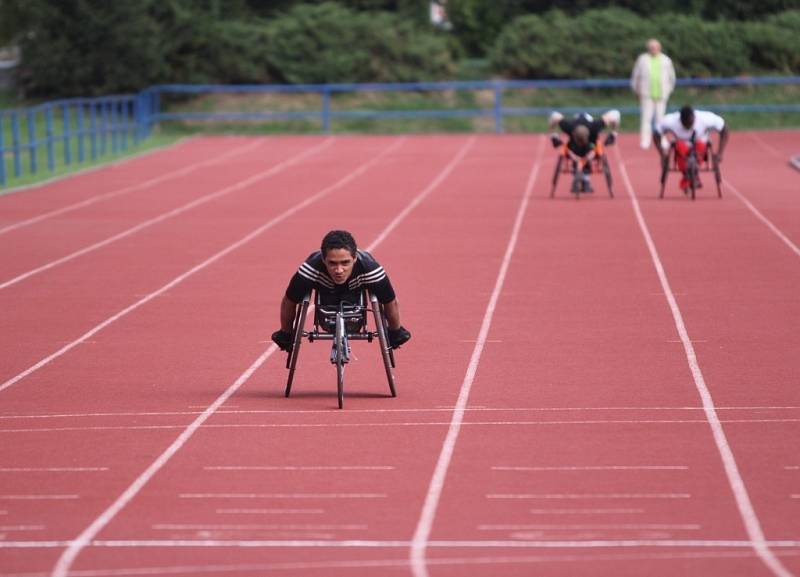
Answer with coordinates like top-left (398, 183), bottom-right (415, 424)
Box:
top-left (263, 3), bottom-right (453, 84)
top-left (491, 8), bottom-right (800, 79)
top-left (12, 1), bottom-right (452, 97)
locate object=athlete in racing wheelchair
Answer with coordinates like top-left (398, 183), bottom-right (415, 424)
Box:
top-left (549, 109), bottom-right (620, 198)
top-left (654, 105), bottom-right (729, 200)
top-left (271, 230), bottom-right (411, 408)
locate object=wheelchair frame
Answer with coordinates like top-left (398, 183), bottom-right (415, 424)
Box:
top-left (659, 138), bottom-right (722, 201)
top-left (550, 142), bottom-right (614, 199)
top-left (284, 290), bottom-right (396, 409)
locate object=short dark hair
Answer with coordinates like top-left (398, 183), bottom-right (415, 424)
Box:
top-left (321, 230), bottom-right (357, 258)
top-left (680, 105), bottom-right (694, 126)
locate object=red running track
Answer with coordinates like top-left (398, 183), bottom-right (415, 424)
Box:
top-left (0, 131), bottom-right (798, 577)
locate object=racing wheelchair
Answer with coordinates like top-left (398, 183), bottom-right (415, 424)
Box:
top-left (659, 136), bottom-right (722, 201)
top-left (283, 290), bottom-right (396, 409)
top-left (550, 135), bottom-right (615, 199)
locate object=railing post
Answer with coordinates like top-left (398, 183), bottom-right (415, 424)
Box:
top-left (111, 100), bottom-right (119, 154)
top-left (11, 112), bottom-right (21, 177)
top-left (77, 103), bottom-right (85, 163)
top-left (100, 100), bottom-right (109, 156)
top-left (62, 103), bottom-right (72, 166)
top-left (45, 106), bottom-right (55, 172)
top-left (494, 82), bottom-right (504, 133)
top-left (321, 86), bottom-right (331, 133)
top-left (0, 115), bottom-right (6, 186)
top-left (90, 101), bottom-right (98, 161)
top-left (27, 109), bottom-right (37, 176)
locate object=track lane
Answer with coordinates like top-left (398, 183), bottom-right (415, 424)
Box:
top-left (0, 137), bottom-right (394, 387)
top-left (0, 137), bottom-right (329, 284)
top-left (619, 133), bottom-right (800, 574)
top-left (0, 135), bottom-right (467, 576)
top-left (21, 135), bottom-right (541, 577)
top-left (0, 137), bottom-right (210, 225)
top-left (414, 134), bottom-right (795, 577)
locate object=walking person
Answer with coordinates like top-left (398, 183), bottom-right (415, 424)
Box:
top-left (631, 38), bottom-right (676, 150)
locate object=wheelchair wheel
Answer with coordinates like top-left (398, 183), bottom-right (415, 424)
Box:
top-left (371, 296), bottom-right (396, 397)
top-left (336, 354), bottom-right (344, 409)
top-left (334, 312), bottom-right (346, 409)
top-left (550, 155), bottom-right (563, 198)
top-left (687, 157), bottom-right (698, 201)
top-left (285, 296), bottom-right (310, 398)
top-left (601, 154), bottom-right (613, 198)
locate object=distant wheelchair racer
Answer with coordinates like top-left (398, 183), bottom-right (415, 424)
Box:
top-left (549, 109), bottom-right (621, 196)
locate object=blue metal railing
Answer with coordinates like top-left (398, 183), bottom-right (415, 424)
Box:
top-left (147, 76), bottom-right (800, 135)
top-left (0, 93), bottom-right (154, 186)
top-left (2, 76), bottom-right (799, 186)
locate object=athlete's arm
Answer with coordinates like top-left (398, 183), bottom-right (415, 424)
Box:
top-left (280, 295), bottom-right (297, 333)
top-left (382, 299), bottom-right (401, 330)
top-left (716, 125), bottom-right (729, 162)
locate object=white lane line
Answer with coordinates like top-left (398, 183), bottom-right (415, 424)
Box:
top-left (493, 466), bottom-right (688, 472)
top-left (7, 418), bottom-right (800, 434)
top-left (4, 538), bottom-right (800, 550)
top-left (790, 495), bottom-right (800, 499)
top-left (529, 508), bottom-right (646, 515)
top-left (0, 524), bottom-right (47, 531)
top-left (0, 138), bottom-right (399, 397)
top-left (0, 139), bottom-right (260, 236)
top-left (0, 139), bottom-right (333, 290)
top-left (14, 551), bottom-right (800, 577)
top-left (477, 524), bottom-right (702, 531)
top-left (490, 493), bottom-right (691, 500)
top-left (616, 144), bottom-right (795, 577)
top-left (410, 136), bottom-right (545, 577)
top-left (723, 178), bottom-right (800, 258)
top-left (46, 539), bottom-right (800, 548)
top-left (215, 509), bottom-right (325, 515)
top-left (204, 466), bottom-right (394, 471)
top-left (748, 132), bottom-right (792, 162)
top-left (179, 493), bottom-right (386, 499)
top-left (785, 466), bottom-right (799, 471)
top-left (4, 405), bottom-right (799, 419)
top-left (50, 136), bottom-right (476, 577)
top-left (152, 524), bottom-right (367, 531)
top-left (0, 494), bottom-right (78, 500)
top-left (0, 467), bottom-right (108, 472)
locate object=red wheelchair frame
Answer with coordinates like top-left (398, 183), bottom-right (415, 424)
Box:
top-left (659, 138), bottom-right (722, 201)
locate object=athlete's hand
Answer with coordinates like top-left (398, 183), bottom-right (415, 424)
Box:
top-left (550, 134), bottom-right (563, 149)
top-left (603, 132), bottom-right (616, 146)
top-left (388, 326), bottom-right (411, 349)
top-left (271, 330), bottom-right (293, 352)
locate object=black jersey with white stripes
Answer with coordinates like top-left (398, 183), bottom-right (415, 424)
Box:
top-left (285, 250), bottom-right (396, 305)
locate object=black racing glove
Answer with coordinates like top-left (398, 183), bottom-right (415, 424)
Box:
top-left (603, 131), bottom-right (616, 146)
top-left (271, 330), bottom-right (293, 352)
top-left (550, 134), bottom-right (563, 149)
top-left (387, 326), bottom-right (411, 349)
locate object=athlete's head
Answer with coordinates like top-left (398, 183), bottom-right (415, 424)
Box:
top-left (321, 230), bottom-right (357, 285)
top-left (572, 124), bottom-right (590, 147)
top-left (680, 105), bottom-right (695, 130)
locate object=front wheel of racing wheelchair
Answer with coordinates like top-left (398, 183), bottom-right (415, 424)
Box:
top-left (283, 290), bottom-right (397, 409)
top-left (659, 139), bottom-right (722, 201)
